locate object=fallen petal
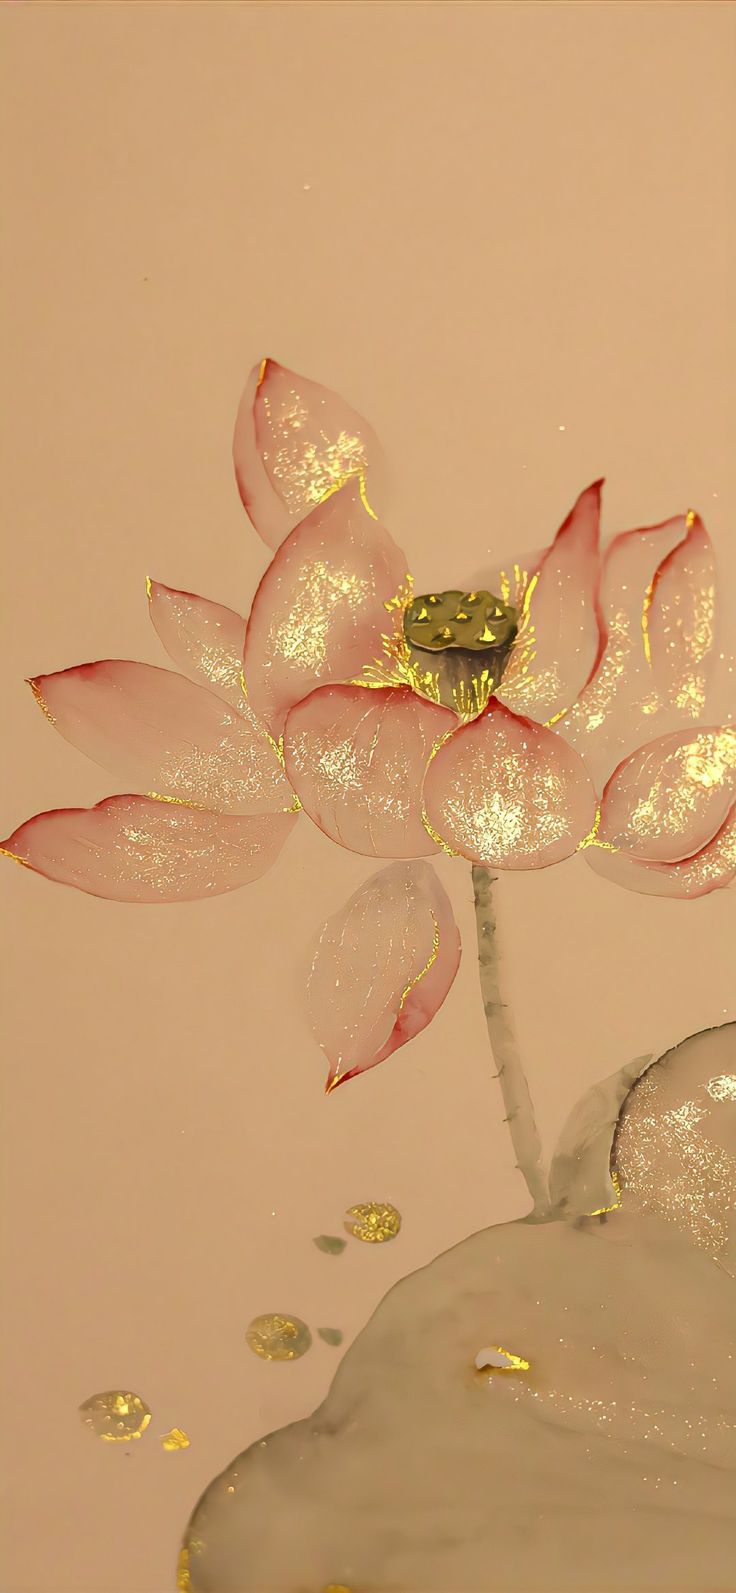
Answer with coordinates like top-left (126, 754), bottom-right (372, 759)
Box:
top-left (585, 804), bottom-right (736, 898)
top-left (308, 860), bottom-right (460, 1089)
top-left (283, 684), bottom-right (454, 857)
top-left (2, 796), bottom-right (296, 902)
top-left (423, 701), bottom-right (596, 868)
top-left (234, 358), bottom-right (385, 549)
top-left (598, 726), bottom-right (736, 862)
top-left (497, 481), bottom-right (603, 724)
top-left (29, 660), bottom-right (290, 815)
top-left (244, 480), bottom-right (408, 734)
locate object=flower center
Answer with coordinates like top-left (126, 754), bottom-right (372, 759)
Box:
top-left (402, 588), bottom-right (518, 717)
top-left (404, 588), bottom-right (517, 653)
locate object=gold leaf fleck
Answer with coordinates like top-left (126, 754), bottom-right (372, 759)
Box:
top-left (344, 1201), bottom-right (402, 1243)
top-left (245, 1313), bottom-right (312, 1360)
top-left (79, 1390), bottom-right (151, 1442)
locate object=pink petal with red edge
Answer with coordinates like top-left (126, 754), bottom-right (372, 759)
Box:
top-left (647, 513), bottom-right (717, 719)
top-left (243, 479), bottom-right (409, 734)
top-left (585, 806), bottom-right (736, 899)
top-left (233, 358), bottom-right (385, 549)
top-left (558, 513), bottom-right (707, 784)
top-left (147, 580), bottom-right (247, 712)
top-left (497, 481), bottom-right (603, 725)
top-left (598, 726), bottom-right (736, 862)
top-left (29, 661), bottom-right (291, 815)
top-left (423, 701), bottom-right (596, 868)
top-left (283, 684), bottom-right (454, 858)
top-left (308, 859), bottom-right (460, 1090)
top-left (2, 797), bottom-right (297, 903)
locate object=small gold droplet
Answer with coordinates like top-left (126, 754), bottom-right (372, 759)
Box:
top-left (79, 1390), bottom-right (151, 1442)
top-left (344, 1201), bottom-right (402, 1243)
top-left (161, 1427), bottom-right (190, 1451)
top-left (245, 1313), bottom-right (312, 1360)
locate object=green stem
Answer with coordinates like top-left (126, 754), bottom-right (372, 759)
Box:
top-left (471, 865), bottom-right (550, 1219)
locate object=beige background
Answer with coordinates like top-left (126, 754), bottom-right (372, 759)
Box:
top-left (1, 3), bottom-right (734, 1591)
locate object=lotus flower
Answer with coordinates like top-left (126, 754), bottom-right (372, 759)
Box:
top-left (3, 359), bottom-right (734, 1135)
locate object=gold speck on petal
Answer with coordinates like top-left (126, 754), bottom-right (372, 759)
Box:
top-left (0, 846), bottom-right (31, 869)
top-left (398, 913), bottom-right (439, 1010)
top-left (27, 677), bottom-right (56, 725)
top-left (474, 1345), bottom-right (530, 1372)
top-left (245, 1313), bottom-right (312, 1360)
top-left (79, 1390), bottom-right (152, 1442)
top-left (344, 1201), bottom-right (402, 1243)
top-left (588, 1169), bottom-right (622, 1217)
top-left (145, 574), bottom-right (153, 599)
top-left (707, 1074), bottom-right (736, 1102)
top-left (176, 1548), bottom-right (192, 1591)
top-left (577, 805), bottom-right (619, 853)
top-left (685, 508), bottom-right (696, 528)
top-left (161, 1427), bottom-right (190, 1451)
top-left (641, 577), bottom-right (655, 666)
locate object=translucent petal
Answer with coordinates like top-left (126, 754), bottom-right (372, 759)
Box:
top-left (598, 726), bottom-right (736, 862)
top-left (28, 660), bottom-right (290, 815)
top-left (233, 358), bottom-right (385, 549)
top-left (2, 797), bottom-right (297, 903)
top-left (243, 479), bottom-right (408, 733)
top-left (308, 860), bottom-right (461, 1089)
top-left (147, 580), bottom-right (247, 712)
top-left (560, 513), bottom-right (715, 784)
top-left (585, 805), bottom-right (736, 898)
top-left (497, 481), bottom-right (603, 724)
top-left (283, 684), bottom-right (454, 858)
top-left (422, 702), bottom-right (596, 868)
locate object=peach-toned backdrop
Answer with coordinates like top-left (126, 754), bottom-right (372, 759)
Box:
top-left (1, 3), bottom-right (734, 1590)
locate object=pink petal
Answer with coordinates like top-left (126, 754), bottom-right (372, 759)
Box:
top-left (558, 512), bottom-right (712, 783)
top-left (598, 726), bottom-right (736, 862)
top-left (585, 805), bottom-right (736, 899)
top-left (283, 685), bottom-right (455, 858)
top-left (29, 660), bottom-right (292, 815)
top-left (147, 580), bottom-right (247, 711)
top-left (233, 358), bottom-right (385, 549)
top-left (308, 860), bottom-right (461, 1090)
top-left (2, 797), bottom-right (297, 903)
top-left (647, 513), bottom-right (717, 718)
top-left (496, 481), bottom-right (603, 725)
top-left (422, 701), bottom-right (596, 868)
top-left (243, 479), bottom-right (409, 734)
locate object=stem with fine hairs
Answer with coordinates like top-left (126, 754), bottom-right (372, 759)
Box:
top-left (471, 864), bottom-right (550, 1219)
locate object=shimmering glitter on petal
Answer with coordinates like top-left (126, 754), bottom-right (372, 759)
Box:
top-left (648, 512), bottom-right (716, 721)
top-left (283, 684), bottom-right (454, 857)
top-left (79, 1390), bottom-right (151, 1441)
top-left (245, 1314), bottom-right (312, 1361)
top-left (598, 726), bottom-right (736, 861)
top-left (29, 661), bottom-right (291, 816)
top-left (613, 1026), bottom-right (736, 1263)
top-left (147, 582), bottom-right (248, 711)
top-left (344, 1202), bottom-right (402, 1243)
top-left (707, 1075), bottom-right (736, 1103)
top-left (558, 514), bottom-right (700, 784)
top-left (3, 797), bottom-right (297, 902)
top-left (423, 702), bottom-right (596, 868)
top-left (496, 481), bottom-right (603, 725)
top-left (161, 1428), bottom-right (191, 1451)
top-left (243, 480), bottom-right (408, 733)
top-left (233, 358), bottom-right (385, 548)
top-left (584, 802), bottom-right (736, 898)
